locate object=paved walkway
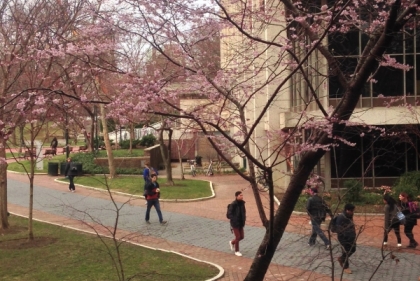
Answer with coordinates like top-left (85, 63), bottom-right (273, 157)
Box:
top-left (5, 166), bottom-right (420, 281)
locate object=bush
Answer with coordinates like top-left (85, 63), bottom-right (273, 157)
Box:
top-left (119, 139), bottom-right (141, 149)
top-left (140, 134), bottom-right (156, 147)
top-left (343, 179), bottom-right (363, 203)
top-left (392, 171), bottom-right (420, 199)
top-left (361, 192), bottom-right (383, 205)
top-left (70, 153), bottom-right (108, 174)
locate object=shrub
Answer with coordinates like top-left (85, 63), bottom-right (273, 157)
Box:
top-left (119, 139), bottom-right (141, 149)
top-left (361, 192), bottom-right (383, 205)
top-left (70, 153), bottom-right (108, 174)
top-left (343, 179), bottom-right (363, 203)
top-left (392, 171), bottom-right (420, 199)
top-left (140, 134), bottom-right (156, 147)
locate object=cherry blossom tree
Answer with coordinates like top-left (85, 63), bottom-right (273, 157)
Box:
top-left (99, 0), bottom-right (420, 279)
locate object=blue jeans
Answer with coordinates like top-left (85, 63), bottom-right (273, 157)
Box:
top-left (145, 199), bottom-right (163, 223)
top-left (309, 217), bottom-right (329, 245)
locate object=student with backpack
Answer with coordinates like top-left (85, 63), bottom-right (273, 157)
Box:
top-left (399, 192), bottom-right (418, 248)
top-left (227, 191), bottom-right (246, 257)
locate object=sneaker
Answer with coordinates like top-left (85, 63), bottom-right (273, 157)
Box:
top-left (325, 244), bottom-right (331, 250)
top-left (229, 241), bottom-right (234, 252)
top-left (71, 190), bottom-right (75, 193)
top-left (397, 243), bottom-right (402, 248)
top-left (337, 257), bottom-right (344, 268)
top-left (344, 268), bottom-right (352, 274)
top-left (408, 242), bottom-right (417, 248)
top-left (235, 251), bottom-right (242, 257)
top-left (383, 242), bottom-right (387, 245)
top-left (308, 242), bottom-right (315, 246)
top-left (160, 221), bottom-right (167, 225)
top-left (145, 221), bottom-right (151, 224)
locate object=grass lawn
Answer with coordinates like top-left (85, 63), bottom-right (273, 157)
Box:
top-left (0, 216), bottom-right (218, 281)
top-left (68, 176), bottom-right (212, 199)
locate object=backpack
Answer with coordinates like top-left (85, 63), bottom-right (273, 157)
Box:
top-left (226, 203), bottom-right (236, 219)
top-left (226, 204), bottom-right (231, 219)
top-left (330, 215), bottom-right (339, 233)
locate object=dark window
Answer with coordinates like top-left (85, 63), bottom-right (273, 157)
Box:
top-left (328, 31), bottom-right (360, 56)
top-left (331, 129), bottom-right (363, 178)
top-left (372, 56), bottom-right (404, 96)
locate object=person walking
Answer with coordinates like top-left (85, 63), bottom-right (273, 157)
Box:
top-left (399, 192), bottom-right (418, 248)
top-left (144, 174), bottom-right (167, 225)
top-left (143, 162), bottom-right (158, 203)
top-left (50, 137), bottom-right (58, 154)
top-left (383, 194), bottom-right (402, 248)
top-left (227, 191), bottom-right (246, 257)
top-left (64, 157), bottom-right (77, 192)
top-left (306, 187), bottom-right (333, 249)
top-left (336, 203), bottom-right (357, 274)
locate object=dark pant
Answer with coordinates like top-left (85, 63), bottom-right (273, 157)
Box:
top-left (231, 227), bottom-right (244, 252)
top-left (384, 222), bottom-right (401, 243)
top-left (309, 217), bottom-right (329, 245)
top-left (339, 240), bottom-right (356, 269)
top-left (68, 176), bottom-right (75, 191)
top-left (145, 199), bottom-right (163, 223)
top-left (404, 221), bottom-right (417, 244)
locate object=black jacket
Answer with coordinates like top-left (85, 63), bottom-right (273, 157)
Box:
top-left (384, 204), bottom-right (400, 230)
top-left (336, 211), bottom-right (356, 243)
top-left (228, 200), bottom-right (246, 228)
top-left (65, 162), bottom-right (78, 177)
top-left (399, 201), bottom-right (418, 226)
top-left (306, 195), bottom-right (332, 220)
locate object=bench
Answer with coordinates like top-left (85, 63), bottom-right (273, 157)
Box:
top-left (23, 150), bottom-right (36, 159)
top-left (78, 145), bottom-right (88, 152)
top-left (43, 149), bottom-right (57, 156)
top-left (60, 147), bottom-right (73, 154)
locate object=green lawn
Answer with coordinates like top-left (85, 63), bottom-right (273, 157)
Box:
top-left (68, 176), bottom-right (212, 199)
top-left (0, 216), bottom-right (218, 281)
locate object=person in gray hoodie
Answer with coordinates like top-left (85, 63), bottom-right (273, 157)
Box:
top-left (383, 194), bottom-right (402, 247)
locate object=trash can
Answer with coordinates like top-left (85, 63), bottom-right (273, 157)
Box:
top-left (73, 163), bottom-right (83, 176)
top-left (195, 156), bottom-right (202, 167)
top-left (60, 162), bottom-right (67, 176)
top-left (48, 162), bottom-right (59, 176)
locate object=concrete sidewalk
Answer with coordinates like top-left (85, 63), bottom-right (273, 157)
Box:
top-left (6, 169), bottom-right (420, 281)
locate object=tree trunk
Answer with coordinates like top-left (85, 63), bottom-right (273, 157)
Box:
top-left (28, 170), bottom-right (34, 240)
top-left (129, 123), bottom-right (134, 153)
top-left (0, 137), bottom-right (9, 230)
top-left (177, 142), bottom-right (185, 180)
top-left (100, 104), bottom-right (116, 178)
top-left (245, 149), bottom-right (325, 280)
top-left (159, 125), bottom-right (173, 185)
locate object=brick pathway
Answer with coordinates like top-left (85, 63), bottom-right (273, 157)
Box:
top-left (6, 163), bottom-right (420, 280)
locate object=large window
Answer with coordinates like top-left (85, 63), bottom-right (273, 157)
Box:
top-left (328, 23), bottom-right (420, 100)
top-left (331, 126), bottom-right (420, 179)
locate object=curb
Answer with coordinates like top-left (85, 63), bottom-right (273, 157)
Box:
top-left (53, 178), bottom-right (216, 202)
top-left (9, 212), bottom-right (224, 281)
